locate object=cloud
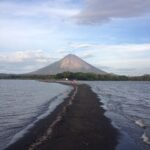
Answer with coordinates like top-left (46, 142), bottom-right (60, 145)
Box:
top-left (0, 50), bottom-right (56, 73)
top-left (95, 58), bottom-right (150, 75)
top-left (75, 0), bottom-right (150, 24)
top-left (0, 0), bottom-right (80, 50)
top-left (70, 43), bottom-right (150, 52)
top-left (0, 0), bottom-right (79, 19)
top-left (97, 58), bottom-right (150, 75)
top-left (70, 43), bottom-right (93, 49)
top-left (81, 53), bottom-right (94, 59)
top-left (96, 64), bottom-right (137, 75)
top-left (0, 50), bottom-right (51, 63)
top-left (68, 43), bottom-right (150, 75)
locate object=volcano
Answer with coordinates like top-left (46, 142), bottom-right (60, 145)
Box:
top-left (30, 54), bottom-right (106, 75)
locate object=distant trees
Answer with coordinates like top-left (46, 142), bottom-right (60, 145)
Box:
top-left (55, 72), bottom-right (98, 80)
top-left (0, 74), bottom-right (55, 80)
top-left (129, 74), bottom-right (150, 81)
top-left (54, 72), bottom-right (150, 81)
top-left (0, 72), bottom-right (150, 81)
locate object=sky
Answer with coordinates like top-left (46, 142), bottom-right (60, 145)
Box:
top-left (0, 0), bottom-right (150, 75)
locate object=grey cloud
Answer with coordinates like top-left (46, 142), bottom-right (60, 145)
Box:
top-left (75, 0), bottom-right (150, 24)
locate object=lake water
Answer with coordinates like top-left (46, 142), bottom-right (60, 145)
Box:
top-left (84, 81), bottom-right (150, 150)
top-left (0, 80), bottom-right (72, 150)
top-left (0, 80), bottom-right (150, 150)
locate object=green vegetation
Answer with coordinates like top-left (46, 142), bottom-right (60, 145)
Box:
top-left (55, 72), bottom-right (150, 81)
top-left (0, 72), bottom-right (150, 81)
top-left (0, 74), bottom-right (55, 80)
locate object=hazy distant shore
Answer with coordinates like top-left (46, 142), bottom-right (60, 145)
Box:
top-left (5, 83), bottom-right (119, 150)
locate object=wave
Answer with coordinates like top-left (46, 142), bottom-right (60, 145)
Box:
top-left (87, 81), bottom-right (150, 149)
top-left (5, 89), bottom-right (71, 149)
top-left (141, 132), bottom-right (150, 145)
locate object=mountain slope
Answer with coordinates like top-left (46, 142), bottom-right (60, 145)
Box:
top-left (30, 54), bottom-right (106, 75)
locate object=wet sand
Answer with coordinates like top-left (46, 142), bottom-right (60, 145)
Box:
top-left (5, 84), bottom-right (118, 150)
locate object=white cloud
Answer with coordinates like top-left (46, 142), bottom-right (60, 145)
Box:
top-left (70, 43), bottom-right (150, 52)
top-left (97, 58), bottom-right (150, 68)
top-left (0, 1), bottom-right (79, 19)
top-left (69, 43), bottom-right (150, 75)
top-left (0, 46), bottom-right (149, 75)
top-left (95, 59), bottom-right (150, 75)
top-left (0, 1), bottom-right (79, 51)
top-left (75, 0), bottom-right (150, 24)
top-left (70, 43), bottom-right (93, 49)
top-left (0, 50), bottom-right (51, 63)
top-left (81, 53), bottom-right (94, 59)
top-left (0, 50), bottom-right (56, 73)
top-left (69, 43), bottom-right (150, 66)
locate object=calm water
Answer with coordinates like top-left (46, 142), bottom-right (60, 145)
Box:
top-left (0, 80), bottom-right (72, 150)
top-left (84, 81), bottom-right (150, 150)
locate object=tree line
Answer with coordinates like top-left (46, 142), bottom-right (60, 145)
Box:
top-left (0, 72), bottom-right (150, 81)
top-left (54, 72), bottom-right (150, 81)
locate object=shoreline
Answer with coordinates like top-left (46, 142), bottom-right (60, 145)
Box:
top-left (5, 83), bottom-right (119, 150)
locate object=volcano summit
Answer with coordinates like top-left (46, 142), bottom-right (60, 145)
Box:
top-left (31, 54), bottom-right (106, 75)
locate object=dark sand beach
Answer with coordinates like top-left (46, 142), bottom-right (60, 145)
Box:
top-left (5, 84), bottom-right (118, 150)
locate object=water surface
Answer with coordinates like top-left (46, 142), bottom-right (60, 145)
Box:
top-left (84, 81), bottom-right (150, 150)
top-left (0, 80), bottom-right (72, 150)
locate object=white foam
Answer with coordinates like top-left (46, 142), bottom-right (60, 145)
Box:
top-left (141, 132), bottom-right (150, 145)
top-left (135, 119), bottom-right (145, 128)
